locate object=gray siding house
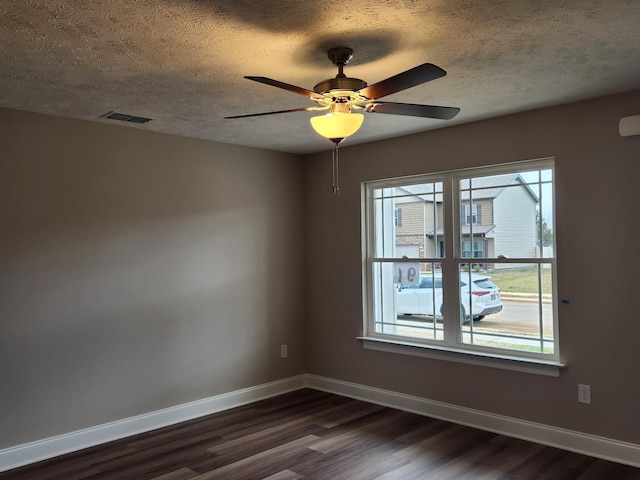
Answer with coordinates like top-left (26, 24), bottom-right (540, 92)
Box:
top-left (394, 174), bottom-right (539, 266)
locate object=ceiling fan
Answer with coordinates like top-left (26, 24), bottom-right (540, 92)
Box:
top-left (225, 47), bottom-right (460, 194)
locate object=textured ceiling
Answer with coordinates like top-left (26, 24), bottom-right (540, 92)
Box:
top-left (2, 0), bottom-right (640, 154)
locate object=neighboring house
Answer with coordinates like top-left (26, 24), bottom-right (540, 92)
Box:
top-left (394, 174), bottom-right (539, 268)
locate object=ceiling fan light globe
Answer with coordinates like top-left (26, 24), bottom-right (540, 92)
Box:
top-left (310, 113), bottom-right (364, 141)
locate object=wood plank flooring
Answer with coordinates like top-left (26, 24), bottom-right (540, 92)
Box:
top-left (2, 389), bottom-right (639, 480)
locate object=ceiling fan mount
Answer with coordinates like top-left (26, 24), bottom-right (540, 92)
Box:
top-left (326, 46), bottom-right (354, 67)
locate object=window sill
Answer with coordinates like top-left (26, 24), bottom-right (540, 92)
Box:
top-left (357, 337), bottom-right (565, 377)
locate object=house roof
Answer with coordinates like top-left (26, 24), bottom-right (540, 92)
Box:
top-left (461, 174), bottom-right (539, 203)
top-left (398, 173), bottom-right (539, 203)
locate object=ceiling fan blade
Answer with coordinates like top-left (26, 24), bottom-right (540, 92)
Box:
top-left (224, 107), bottom-right (317, 119)
top-left (245, 76), bottom-right (325, 99)
top-left (363, 101), bottom-right (460, 120)
top-left (359, 63), bottom-right (447, 100)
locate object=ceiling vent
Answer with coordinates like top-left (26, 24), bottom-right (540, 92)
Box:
top-left (102, 111), bottom-right (152, 124)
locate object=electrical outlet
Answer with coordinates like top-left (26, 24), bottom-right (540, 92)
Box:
top-left (280, 344), bottom-right (288, 358)
top-left (578, 384), bottom-right (591, 404)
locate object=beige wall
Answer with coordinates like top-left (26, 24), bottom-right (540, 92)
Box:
top-left (304, 90), bottom-right (640, 444)
top-left (2, 89), bottom-right (639, 453)
top-left (0, 108), bottom-right (306, 448)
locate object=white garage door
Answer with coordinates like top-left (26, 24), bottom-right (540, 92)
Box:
top-left (395, 244), bottom-right (419, 258)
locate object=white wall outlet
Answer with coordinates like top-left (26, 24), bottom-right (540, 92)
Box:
top-left (280, 344), bottom-right (288, 358)
top-left (578, 384), bottom-right (591, 404)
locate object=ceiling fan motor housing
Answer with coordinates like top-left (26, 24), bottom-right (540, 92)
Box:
top-left (313, 77), bottom-right (367, 94)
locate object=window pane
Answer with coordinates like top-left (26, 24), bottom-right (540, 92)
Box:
top-left (373, 182), bottom-right (444, 259)
top-left (371, 262), bottom-right (444, 342)
top-left (461, 264), bottom-right (555, 355)
top-left (459, 171), bottom-right (553, 261)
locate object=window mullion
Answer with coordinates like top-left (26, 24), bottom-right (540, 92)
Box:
top-left (537, 264), bottom-right (545, 352)
top-left (441, 174), bottom-right (459, 345)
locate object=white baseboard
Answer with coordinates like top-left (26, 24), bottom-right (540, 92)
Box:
top-left (3, 373), bottom-right (639, 473)
top-left (306, 374), bottom-right (640, 468)
top-left (0, 375), bottom-right (306, 473)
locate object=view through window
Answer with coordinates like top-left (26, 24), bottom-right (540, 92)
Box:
top-left (363, 159), bottom-right (557, 361)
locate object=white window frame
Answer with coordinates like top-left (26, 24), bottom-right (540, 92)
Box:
top-left (360, 158), bottom-right (564, 376)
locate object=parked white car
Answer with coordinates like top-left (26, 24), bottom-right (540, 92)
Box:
top-left (396, 272), bottom-right (502, 322)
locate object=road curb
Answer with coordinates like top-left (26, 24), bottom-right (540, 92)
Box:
top-left (500, 292), bottom-right (552, 304)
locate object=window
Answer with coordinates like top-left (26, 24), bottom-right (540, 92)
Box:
top-left (461, 240), bottom-right (483, 258)
top-left (463, 204), bottom-right (479, 225)
top-left (362, 159), bottom-right (559, 368)
top-left (394, 207), bottom-right (403, 227)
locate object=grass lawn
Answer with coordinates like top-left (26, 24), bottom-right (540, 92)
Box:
top-left (484, 267), bottom-right (552, 294)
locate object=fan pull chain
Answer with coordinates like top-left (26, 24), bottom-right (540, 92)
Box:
top-left (332, 142), bottom-right (340, 196)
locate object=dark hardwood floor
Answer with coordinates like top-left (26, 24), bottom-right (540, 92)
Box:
top-left (2, 389), bottom-right (639, 480)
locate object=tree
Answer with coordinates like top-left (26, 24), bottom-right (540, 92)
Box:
top-left (536, 211), bottom-right (553, 246)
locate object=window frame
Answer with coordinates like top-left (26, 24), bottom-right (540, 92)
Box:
top-left (360, 158), bottom-right (564, 375)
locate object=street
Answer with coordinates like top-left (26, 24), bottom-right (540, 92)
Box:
top-left (396, 299), bottom-right (554, 341)
top-left (471, 300), bottom-right (553, 336)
